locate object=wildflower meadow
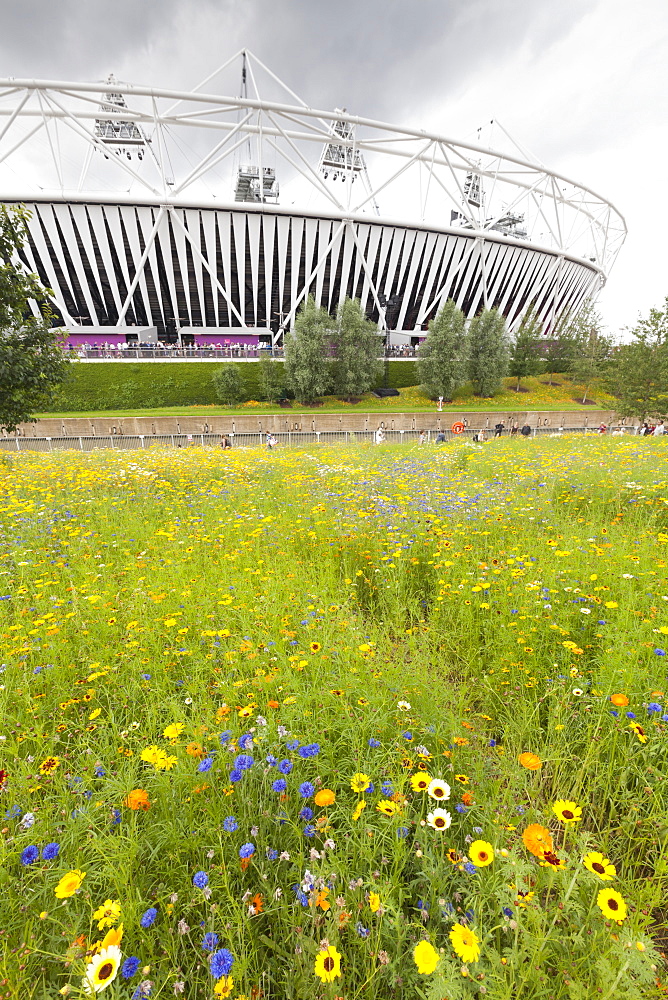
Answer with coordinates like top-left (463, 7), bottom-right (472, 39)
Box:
top-left (2, 437), bottom-right (668, 999)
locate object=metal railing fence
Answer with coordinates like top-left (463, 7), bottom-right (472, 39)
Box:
top-left (1, 425), bottom-right (638, 453)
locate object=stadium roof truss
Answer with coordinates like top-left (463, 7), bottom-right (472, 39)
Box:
top-left (0, 51), bottom-right (626, 341)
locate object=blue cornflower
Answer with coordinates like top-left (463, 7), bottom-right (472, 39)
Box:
top-left (132, 984), bottom-right (151, 999)
top-left (229, 769), bottom-right (243, 783)
top-left (210, 948), bottom-right (234, 978)
top-left (397, 826), bottom-right (409, 839)
top-left (219, 730), bottom-right (232, 746)
top-left (202, 932), bottom-right (219, 951)
top-left (277, 759), bottom-right (293, 775)
top-left (193, 871), bottom-right (209, 888)
top-left (655, 649), bottom-right (666, 656)
top-left (299, 781), bottom-right (315, 798)
top-left (140, 907), bottom-right (157, 928)
top-left (272, 778), bottom-right (287, 793)
top-left (381, 782), bottom-right (394, 796)
top-left (285, 740), bottom-right (300, 751)
top-left (402, 731), bottom-right (413, 741)
top-left (266, 848), bottom-right (278, 860)
top-left (223, 816), bottom-right (238, 832)
top-left (303, 824), bottom-right (316, 838)
top-left (299, 806), bottom-right (314, 821)
top-left (198, 757), bottom-right (214, 772)
top-left (503, 907), bottom-right (513, 918)
top-left (95, 766), bottom-right (106, 777)
top-left (368, 738), bottom-right (381, 748)
top-left (417, 899), bottom-right (429, 910)
top-left (41, 842), bottom-right (60, 860)
top-left (663, 714), bottom-right (668, 722)
top-left (234, 754), bottom-right (254, 771)
top-left (21, 845), bottom-right (39, 865)
top-left (111, 808), bottom-right (122, 825)
top-left (293, 885), bottom-right (309, 906)
top-left (455, 804), bottom-right (467, 813)
top-left (265, 754), bottom-right (278, 766)
top-left (238, 733), bottom-right (254, 750)
top-left (648, 702), bottom-right (663, 713)
top-left (297, 743), bottom-right (320, 758)
top-left (610, 709), bottom-right (619, 717)
top-left (141, 673), bottom-right (151, 680)
top-left (121, 956), bottom-right (140, 979)
top-left (356, 922), bottom-right (370, 938)
top-left (463, 862), bottom-right (478, 874)
top-left (626, 712), bottom-right (636, 719)
top-left (239, 843), bottom-right (255, 859)
top-left (488, 739), bottom-right (497, 747)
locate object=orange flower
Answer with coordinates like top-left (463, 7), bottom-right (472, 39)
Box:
top-left (461, 792), bottom-right (474, 806)
top-left (267, 700), bottom-right (279, 709)
top-left (522, 823), bottom-right (553, 858)
top-left (185, 741), bottom-right (204, 758)
top-left (314, 888), bottom-right (331, 911)
top-left (251, 893), bottom-right (264, 914)
top-left (124, 789), bottom-right (150, 811)
top-left (518, 752), bottom-right (542, 771)
top-left (240, 857), bottom-right (252, 872)
top-left (610, 693), bottom-right (629, 707)
top-left (314, 788), bottom-right (336, 807)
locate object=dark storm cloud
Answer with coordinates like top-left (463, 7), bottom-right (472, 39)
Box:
top-left (0, 0), bottom-right (593, 122)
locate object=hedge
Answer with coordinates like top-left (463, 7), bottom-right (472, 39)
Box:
top-left (46, 360), bottom-right (419, 411)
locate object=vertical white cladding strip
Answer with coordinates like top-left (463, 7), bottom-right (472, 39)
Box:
top-left (201, 210), bottom-right (220, 326)
top-left (216, 211), bottom-right (232, 326)
top-left (275, 215), bottom-right (290, 322)
top-left (157, 211), bottom-right (180, 329)
top-left (121, 205), bottom-right (153, 325)
top-left (375, 226), bottom-right (395, 300)
top-left (452, 237), bottom-right (481, 314)
top-left (261, 215), bottom-right (276, 332)
top-left (421, 233), bottom-right (461, 323)
top-left (51, 204), bottom-right (100, 324)
top-left (171, 208), bottom-right (194, 325)
top-left (335, 222), bottom-right (355, 311)
top-left (82, 208), bottom-right (121, 317)
top-left (506, 251), bottom-right (553, 328)
top-left (140, 206), bottom-right (167, 328)
top-left (289, 217), bottom-right (304, 319)
top-left (24, 206), bottom-right (74, 323)
top-left (324, 222), bottom-right (342, 311)
top-left (185, 209), bottom-right (206, 326)
top-left (232, 213), bottom-right (247, 324)
top-left (101, 205), bottom-right (134, 298)
top-left (351, 223), bottom-right (370, 300)
top-left (314, 219), bottom-right (332, 308)
top-left (415, 232), bottom-right (445, 326)
top-left (301, 218), bottom-right (317, 302)
top-left (481, 241), bottom-right (506, 309)
top-left (246, 213), bottom-right (261, 327)
top-left (32, 204), bottom-right (79, 316)
top-left (65, 205), bottom-right (108, 323)
top-left (396, 230), bottom-right (426, 330)
top-left (359, 224), bottom-right (382, 314)
top-left (495, 245), bottom-right (526, 317)
top-left (390, 228), bottom-right (417, 327)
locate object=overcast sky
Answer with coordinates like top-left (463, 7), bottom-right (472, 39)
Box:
top-left (1, 0), bottom-right (666, 334)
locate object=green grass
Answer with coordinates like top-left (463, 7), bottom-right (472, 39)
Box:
top-left (36, 377), bottom-right (615, 420)
top-left (0, 438), bottom-right (664, 998)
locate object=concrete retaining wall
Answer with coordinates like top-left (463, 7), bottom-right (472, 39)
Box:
top-left (11, 409), bottom-right (624, 440)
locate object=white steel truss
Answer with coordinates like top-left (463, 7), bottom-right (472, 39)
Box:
top-left (0, 51), bottom-right (626, 341)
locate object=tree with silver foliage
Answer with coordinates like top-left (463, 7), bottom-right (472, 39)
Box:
top-left (508, 306), bottom-right (544, 391)
top-left (0, 205), bottom-right (69, 433)
top-left (283, 296), bottom-right (333, 404)
top-left (212, 363), bottom-right (245, 404)
top-left (468, 307), bottom-right (509, 398)
top-left (258, 352), bottom-right (286, 402)
top-left (331, 298), bottom-right (382, 401)
top-left (416, 299), bottom-right (467, 401)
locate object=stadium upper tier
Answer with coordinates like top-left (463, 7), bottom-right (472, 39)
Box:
top-left (0, 50), bottom-right (626, 344)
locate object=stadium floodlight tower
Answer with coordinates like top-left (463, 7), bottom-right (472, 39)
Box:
top-left (0, 49), bottom-right (627, 349)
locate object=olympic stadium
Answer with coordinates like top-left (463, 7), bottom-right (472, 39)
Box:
top-left (0, 50), bottom-right (626, 348)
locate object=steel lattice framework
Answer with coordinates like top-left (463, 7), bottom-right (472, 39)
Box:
top-left (0, 50), bottom-right (626, 344)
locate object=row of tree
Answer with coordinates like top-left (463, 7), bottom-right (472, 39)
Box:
top-left (3, 201), bottom-right (668, 426)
